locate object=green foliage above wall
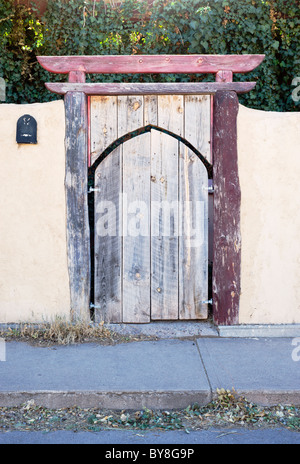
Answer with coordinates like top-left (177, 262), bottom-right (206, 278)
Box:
top-left (0, 0), bottom-right (299, 110)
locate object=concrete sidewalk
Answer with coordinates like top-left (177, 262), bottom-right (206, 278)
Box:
top-left (0, 337), bottom-right (299, 409)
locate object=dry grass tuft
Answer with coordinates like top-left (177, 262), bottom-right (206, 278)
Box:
top-left (0, 318), bottom-right (122, 346)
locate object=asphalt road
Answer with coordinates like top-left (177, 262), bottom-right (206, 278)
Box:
top-left (1, 427), bottom-right (300, 445)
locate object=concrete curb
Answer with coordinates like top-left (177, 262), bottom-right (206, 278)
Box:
top-left (211, 390), bottom-right (300, 407)
top-left (218, 324), bottom-right (300, 338)
top-left (0, 390), bottom-right (212, 410)
top-left (1, 389), bottom-right (300, 409)
top-left (0, 321), bottom-right (219, 339)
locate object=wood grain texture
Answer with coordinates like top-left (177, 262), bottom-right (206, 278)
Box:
top-left (68, 70), bottom-right (86, 83)
top-left (118, 95), bottom-right (150, 322)
top-left (90, 96), bottom-right (117, 165)
top-left (117, 95), bottom-right (144, 137)
top-left (215, 70), bottom-right (233, 82)
top-left (144, 95), bottom-right (158, 126)
top-left (157, 95), bottom-right (184, 137)
top-left (184, 95), bottom-right (211, 162)
top-left (94, 145), bottom-right (122, 323)
top-left (212, 90), bottom-right (241, 325)
top-left (64, 91), bottom-right (90, 321)
top-left (122, 133), bottom-right (151, 323)
top-left (179, 143), bottom-right (208, 320)
top-left (38, 54), bottom-right (265, 74)
top-left (150, 96), bottom-right (184, 320)
top-left (45, 81), bottom-right (257, 96)
top-left (150, 130), bottom-right (179, 320)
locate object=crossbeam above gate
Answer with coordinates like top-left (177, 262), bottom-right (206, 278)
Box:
top-left (45, 81), bottom-right (257, 95)
top-left (38, 53), bottom-right (264, 94)
top-left (38, 54), bottom-right (264, 78)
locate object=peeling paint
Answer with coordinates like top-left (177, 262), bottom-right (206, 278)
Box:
top-left (213, 90), bottom-right (240, 326)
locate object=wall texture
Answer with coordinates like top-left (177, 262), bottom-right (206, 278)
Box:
top-left (238, 104), bottom-right (300, 324)
top-left (0, 101), bottom-right (70, 323)
top-left (0, 100), bottom-right (299, 325)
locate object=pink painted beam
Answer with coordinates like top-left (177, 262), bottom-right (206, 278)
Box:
top-left (45, 81), bottom-right (257, 95)
top-left (37, 54), bottom-right (265, 75)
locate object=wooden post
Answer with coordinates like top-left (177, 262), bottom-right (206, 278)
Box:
top-left (64, 91), bottom-right (91, 321)
top-left (212, 90), bottom-right (241, 325)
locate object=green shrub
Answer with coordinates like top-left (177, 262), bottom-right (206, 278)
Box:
top-left (0, 0), bottom-right (299, 110)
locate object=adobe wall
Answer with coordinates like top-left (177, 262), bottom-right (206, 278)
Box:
top-left (0, 101), bottom-right (70, 322)
top-left (238, 104), bottom-right (300, 324)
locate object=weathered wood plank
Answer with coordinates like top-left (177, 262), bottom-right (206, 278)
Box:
top-left (151, 97), bottom-right (184, 319)
top-left (117, 94), bottom-right (150, 322)
top-left (150, 97), bottom-right (184, 319)
top-left (179, 143), bottom-right (208, 320)
top-left (215, 70), bottom-right (233, 82)
top-left (64, 91), bottom-right (90, 322)
top-left (90, 96), bottom-right (117, 165)
top-left (143, 95), bottom-right (158, 126)
top-left (212, 90), bottom-right (241, 325)
top-left (94, 145), bottom-right (122, 323)
top-left (150, 130), bottom-right (179, 320)
top-left (38, 54), bottom-right (265, 74)
top-left (117, 96), bottom-right (144, 138)
top-left (157, 95), bottom-right (184, 135)
top-left (122, 133), bottom-right (151, 323)
top-left (184, 95), bottom-right (211, 162)
top-left (45, 81), bottom-right (257, 96)
top-left (68, 70), bottom-right (86, 83)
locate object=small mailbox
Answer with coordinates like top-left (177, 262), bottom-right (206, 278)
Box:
top-left (16, 114), bottom-right (37, 144)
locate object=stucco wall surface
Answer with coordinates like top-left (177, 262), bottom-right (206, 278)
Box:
top-left (238, 104), bottom-right (300, 324)
top-left (0, 101), bottom-right (70, 322)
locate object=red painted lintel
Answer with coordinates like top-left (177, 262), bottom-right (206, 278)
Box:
top-left (37, 54), bottom-right (265, 77)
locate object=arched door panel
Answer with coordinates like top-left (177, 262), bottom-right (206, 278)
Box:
top-left (93, 129), bottom-right (208, 323)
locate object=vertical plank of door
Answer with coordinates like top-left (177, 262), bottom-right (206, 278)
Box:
top-left (157, 95), bottom-right (184, 135)
top-left (94, 145), bottom-right (122, 323)
top-left (184, 95), bottom-right (211, 162)
top-left (122, 133), bottom-right (151, 322)
top-left (117, 96), bottom-right (144, 138)
top-left (90, 96), bottom-right (117, 165)
top-left (118, 96), bottom-right (150, 322)
top-left (179, 142), bottom-right (208, 320)
top-left (144, 95), bottom-right (158, 126)
top-left (151, 95), bottom-right (184, 320)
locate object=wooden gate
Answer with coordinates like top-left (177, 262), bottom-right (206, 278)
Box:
top-left (90, 95), bottom-right (211, 323)
top-left (37, 53), bottom-right (265, 324)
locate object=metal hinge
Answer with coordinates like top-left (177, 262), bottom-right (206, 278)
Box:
top-left (90, 303), bottom-right (101, 309)
top-left (202, 180), bottom-right (214, 193)
top-left (88, 187), bottom-right (101, 194)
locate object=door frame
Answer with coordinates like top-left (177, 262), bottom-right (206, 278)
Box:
top-left (37, 54), bottom-right (265, 325)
